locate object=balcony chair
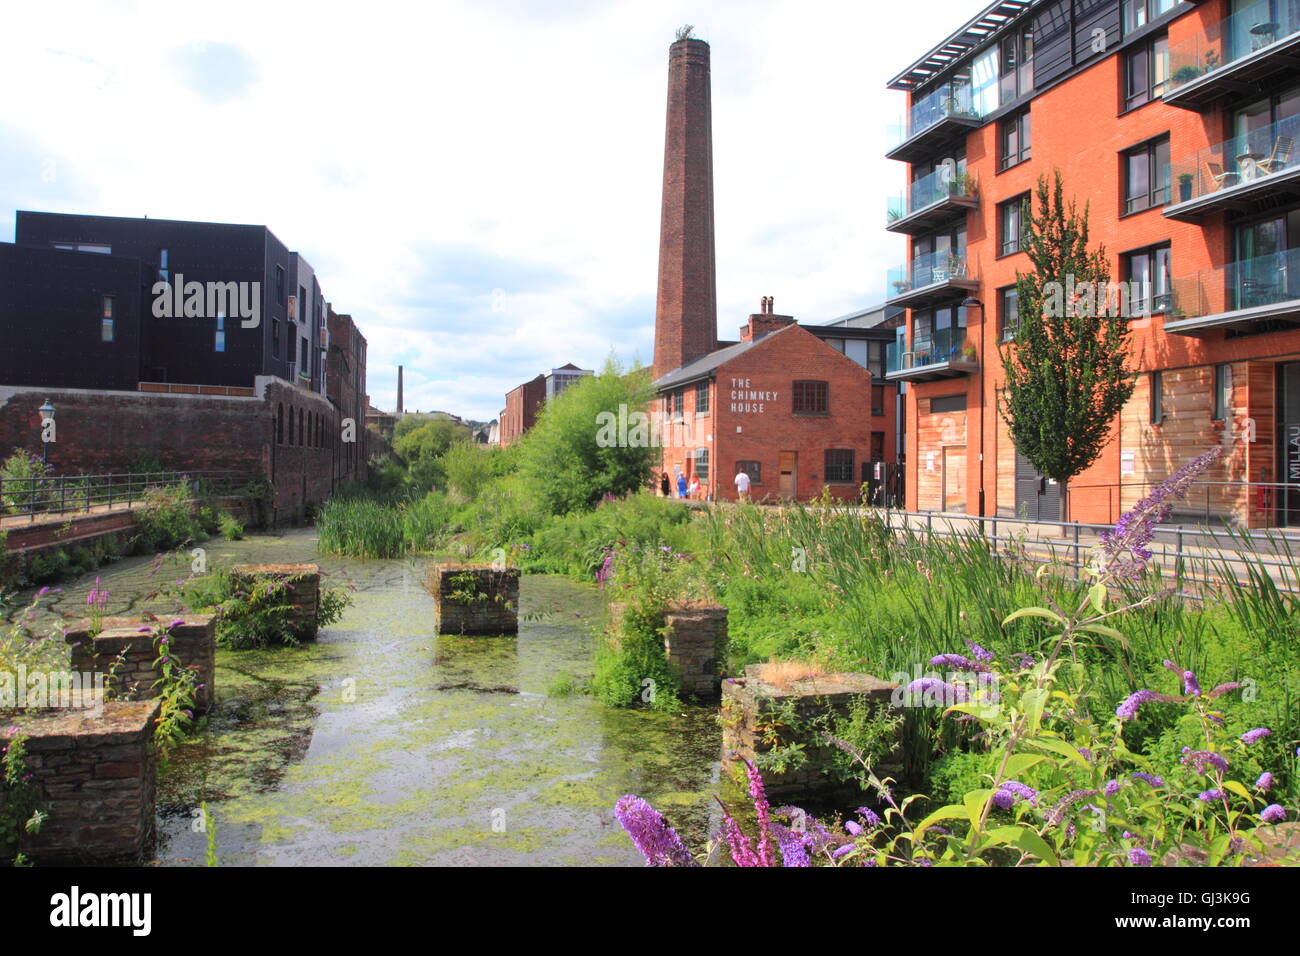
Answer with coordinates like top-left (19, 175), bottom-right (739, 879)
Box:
top-left (1256, 136), bottom-right (1294, 175)
top-left (1205, 161), bottom-right (1239, 190)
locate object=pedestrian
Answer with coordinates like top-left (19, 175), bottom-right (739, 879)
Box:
top-left (688, 474), bottom-right (700, 499)
top-left (734, 468), bottom-right (751, 502)
top-left (660, 471), bottom-right (670, 497)
top-left (677, 472), bottom-right (687, 498)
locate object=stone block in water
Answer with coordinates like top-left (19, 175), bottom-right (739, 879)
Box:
top-left (426, 563), bottom-right (519, 635)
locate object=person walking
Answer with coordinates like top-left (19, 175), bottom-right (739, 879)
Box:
top-left (734, 468), bottom-right (751, 502)
top-left (688, 474), bottom-right (700, 499)
top-left (676, 472), bottom-right (687, 499)
top-left (660, 472), bottom-right (670, 497)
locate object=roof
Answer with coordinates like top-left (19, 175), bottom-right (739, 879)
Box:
top-left (652, 337), bottom-right (763, 391)
top-left (887, 0), bottom-right (1036, 91)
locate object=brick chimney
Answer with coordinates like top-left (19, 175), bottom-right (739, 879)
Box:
top-left (396, 365), bottom-right (404, 415)
top-left (739, 296), bottom-right (795, 342)
top-left (652, 35), bottom-right (718, 379)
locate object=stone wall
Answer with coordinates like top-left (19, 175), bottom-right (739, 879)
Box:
top-left (0, 700), bottom-right (160, 864)
top-left (230, 564), bottom-right (321, 641)
top-left (426, 564), bottom-right (520, 635)
top-left (65, 615), bottom-right (216, 712)
top-left (663, 605), bottom-right (726, 699)
top-left (721, 664), bottom-right (900, 801)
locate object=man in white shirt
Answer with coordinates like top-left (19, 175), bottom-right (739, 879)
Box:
top-left (734, 468), bottom-right (751, 502)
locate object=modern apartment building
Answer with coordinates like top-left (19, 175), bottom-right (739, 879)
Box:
top-left (885, 0), bottom-right (1300, 526)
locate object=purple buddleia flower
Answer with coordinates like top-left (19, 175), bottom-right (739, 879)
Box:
top-left (1183, 670), bottom-right (1202, 698)
top-left (844, 820), bottom-right (863, 836)
top-left (906, 677), bottom-right (968, 705)
top-left (930, 653), bottom-right (989, 673)
top-left (1255, 772), bottom-right (1274, 792)
top-left (1116, 689), bottom-right (1158, 720)
top-left (1198, 789), bottom-right (1226, 803)
top-left (1104, 779), bottom-right (1122, 797)
top-left (1129, 847), bottom-right (1152, 867)
top-left (1241, 727), bottom-right (1272, 745)
top-left (993, 780), bottom-right (1037, 810)
top-left (1132, 772), bottom-right (1165, 789)
top-left (1261, 804), bottom-right (1287, 824)
top-left (1100, 448), bottom-right (1222, 578)
top-left (831, 844), bottom-right (854, 861)
top-left (771, 823), bottom-right (810, 867)
top-left (1045, 789), bottom-right (1099, 826)
top-left (856, 807), bottom-right (881, 827)
top-left (613, 795), bottom-right (697, 867)
top-left (966, 640), bottom-right (994, 662)
top-left (1208, 682), bottom-right (1242, 699)
top-left (1182, 750), bottom-right (1229, 775)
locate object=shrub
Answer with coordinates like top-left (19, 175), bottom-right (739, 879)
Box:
top-left (218, 513), bottom-right (245, 541)
top-left (0, 451), bottom-right (53, 515)
top-left (180, 568), bottom-right (352, 649)
top-left (133, 484), bottom-right (204, 552)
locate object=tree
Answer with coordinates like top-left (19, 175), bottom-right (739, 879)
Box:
top-left (517, 357), bottom-right (655, 514)
top-left (999, 171), bottom-right (1137, 510)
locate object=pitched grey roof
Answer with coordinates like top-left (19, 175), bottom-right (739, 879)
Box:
top-left (652, 337), bottom-right (762, 391)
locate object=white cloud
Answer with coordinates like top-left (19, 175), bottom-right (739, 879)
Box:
top-left (0, 0), bottom-right (978, 419)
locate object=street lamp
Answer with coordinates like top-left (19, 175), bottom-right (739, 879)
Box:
top-left (39, 400), bottom-right (55, 465)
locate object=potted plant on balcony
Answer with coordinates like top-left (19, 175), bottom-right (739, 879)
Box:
top-left (962, 344), bottom-right (977, 362)
top-left (1173, 64), bottom-right (1203, 84)
top-left (1178, 172), bottom-right (1194, 202)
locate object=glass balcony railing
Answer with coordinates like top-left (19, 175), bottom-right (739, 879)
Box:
top-left (885, 341), bottom-right (903, 374)
top-left (1169, 112), bottom-right (1300, 208)
top-left (1170, 247), bottom-right (1300, 321)
top-left (888, 326), bottom-right (977, 376)
top-left (887, 80), bottom-right (980, 151)
top-left (888, 249), bottom-right (975, 298)
top-left (887, 167), bottom-right (979, 224)
top-left (1167, 0), bottom-right (1300, 95)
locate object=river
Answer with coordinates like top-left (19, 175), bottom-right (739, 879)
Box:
top-left (8, 528), bottom-right (723, 866)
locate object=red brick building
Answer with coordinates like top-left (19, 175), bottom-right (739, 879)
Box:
top-left (886, 0), bottom-right (1300, 526)
top-left (500, 374), bottom-right (545, 448)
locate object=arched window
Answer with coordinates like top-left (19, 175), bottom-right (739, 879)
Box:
top-left (299, 408), bottom-right (304, 446)
top-left (276, 403), bottom-right (283, 444)
top-left (289, 407), bottom-right (296, 445)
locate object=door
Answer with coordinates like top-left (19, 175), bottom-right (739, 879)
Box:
top-left (1277, 362), bottom-right (1300, 525)
top-left (942, 446), bottom-right (967, 513)
top-left (779, 451), bottom-right (798, 500)
top-left (1014, 448), bottom-right (1064, 521)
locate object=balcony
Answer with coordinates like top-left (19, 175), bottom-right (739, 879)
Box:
top-left (886, 167), bottom-right (979, 235)
top-left (885, 327), bottom-right (978, 382)
top-left (886, 249), bottom-right (978, 309)
top-left (1165, 247), bottom-right (1300, 335)
top-left (1165, 113), bottom-right (1300, 221)
top-left (885, 80), bottom-right (983, 164)
top-left (1164, 1), bottom-right (1300, 111)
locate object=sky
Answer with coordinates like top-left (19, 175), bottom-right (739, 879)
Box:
top-left (0, 0), bottom-right (980, 421)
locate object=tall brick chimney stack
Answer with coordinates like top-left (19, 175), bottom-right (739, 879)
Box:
top-left (396, 365), bottom-right (404, 416)
top-left (652, 33), bottom-right (718, 380)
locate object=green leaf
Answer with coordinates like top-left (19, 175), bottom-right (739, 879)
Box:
top-left (1222, 780), bottom-right (1254, 805)
top-left (916, 804), bottom-right (971, 835)
top-left (1024, 735), bottom-right (1091, 767)
top-left (1003, 606), bottom-right (1066, 627)
top-left (985, 825), bottom-right (1060, 866)
top-left (1004, 753), bottom-right (1046, 779)
top-left (965, 789), bottom-right (993, 828)
top-left (1088, 581), bottom-right (1107, 614)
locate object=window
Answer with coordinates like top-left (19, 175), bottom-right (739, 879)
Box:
top-left (1214, 364), bottom-right (1231, 421)
top-left (214, 314), bottom-right (226, 352)
top-left (276, 265), bottom-right (286, 304)
top-left (1124, 34), bottom-right (1168, 110)
top-left (695, 380), bottom-right (709, 415)
top-left (736, 460), bottom-right (761, 484)
top-left (159, 248), bottom-right (169, 282)
top-left (999, 26), bottom-right (1034, 104)
top-left (694, 448), bottom-right (709, 484)
top-left (272, 318), bottom-right (281, 359)
top-left (1123, 244), bottom-right (1172, 315)
top-left (100, 295), bottom-right (114, 342)
top-left (999, 195), bottom-right (1029, 256)
top-left (54, 242), bottom-right (110, 254)
top-left (931, 394), bottom-right (968, 413)
top-left (793, 380), bottom-right (829, 415)
top-left (300, 339), bottom-right (309, 375)
top-left (672, 389), bottom-right (685, 420)
top-left (1123, 0), bottom-right (1178, 35)
top-left (867, 340), bottom-right (886, 379)
top-left (999, 109), bottom-right (1031, 170)
top-left (999, 286), bottom-right (1020, 342)
top-left (872, 384), bottom-right (886, 416)
top-left (1124, 137), bottom-right (1171, 213)
top-left (1150, 370), bottom-right (1164, 424)
top-left (277, 403), bottom-right (284, 444)
top-left (825, 449), bottom-right (855, 483)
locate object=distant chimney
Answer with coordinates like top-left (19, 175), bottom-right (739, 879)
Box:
top-left (396, 365), bottom-right (404, 415)
top-left (652, 36), bottom-right (718, 379)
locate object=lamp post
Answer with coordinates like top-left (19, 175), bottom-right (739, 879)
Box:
top-left (39, 399), bottom-right (56, 465)
top-left (960, 296), bottom-right (985, 527)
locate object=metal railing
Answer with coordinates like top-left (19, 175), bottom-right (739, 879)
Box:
top-left (887, 166), bottom-right (978, 223)
top-left (0, 471), bottom-right (255, 523)
top-left (888, 249), bottom-right (975, 297)
top-left (1166, 0), bottom-right (1300, 95)
top-left (887, 79), bottom-right (980, 149)
top-left (1169, 112), bottom-right (1300, 207)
